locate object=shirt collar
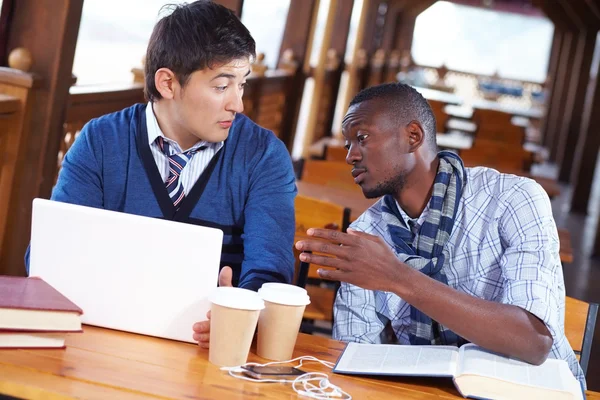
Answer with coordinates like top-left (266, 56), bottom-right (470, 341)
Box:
top-left (145, 102), bottom-right (222, 154)
top-left (394, 198), bottom-right (430, 232)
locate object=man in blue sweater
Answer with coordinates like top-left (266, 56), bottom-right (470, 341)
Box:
top-left (26, 1), bottom-right (296, 348)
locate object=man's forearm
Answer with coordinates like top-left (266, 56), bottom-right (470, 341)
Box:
top-left (394, 266), bottom-right (553, 365)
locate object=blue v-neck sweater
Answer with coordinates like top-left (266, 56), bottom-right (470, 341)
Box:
top-left (27, 104), bottom-right (297, 290)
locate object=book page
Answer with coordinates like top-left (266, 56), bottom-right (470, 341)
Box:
top-left (334, 342), bottom-right (459, 377)
top-left (457, 344), bottom-right (577, 393)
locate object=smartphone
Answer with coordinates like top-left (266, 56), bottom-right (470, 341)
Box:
top-left (240, 365), bottom-right (305, 379)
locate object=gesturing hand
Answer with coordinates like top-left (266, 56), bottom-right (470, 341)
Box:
top-left (192, 266), bottom-right (233, 349)
top-left (295, 228), bottom-right (408, 292)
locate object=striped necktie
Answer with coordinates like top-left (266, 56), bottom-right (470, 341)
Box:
top-left (157, 136), bottom-right (206, 209)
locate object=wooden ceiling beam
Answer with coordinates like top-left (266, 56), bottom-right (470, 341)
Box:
top-left (562, 0), bottom-right (600, 30)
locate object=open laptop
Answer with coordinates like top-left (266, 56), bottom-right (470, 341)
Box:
top-left (29, 198), bottom-right (223, 343)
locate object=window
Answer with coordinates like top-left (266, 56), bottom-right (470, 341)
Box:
top-left (411, 1), bottom-right (554, 83)
top-left (241, 0), bottom-right (291, 69)
top-left (72, 0), bottom-right (186, 86)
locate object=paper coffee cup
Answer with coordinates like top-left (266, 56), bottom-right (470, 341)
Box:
top-left (257, 284), bottom-right (311, 361)
top-left (208, 287), bottom-right (264, 367)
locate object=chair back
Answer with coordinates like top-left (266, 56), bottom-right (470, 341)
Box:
top-left (294, 195), bottom-right (350, 334)
top-left (428, 99), bottom-right (450, 133)
top-left (300, 160), bottom-right (360, 192)
top-left (474, 108), bottom-right (525, 145)
top-left (565, 296), bottom-right (598, 375)
top-left (324, 145), bottom-right (348, 162)
top-left (460, 139), bottom-right (533, 173)
top-left (294, 195), bottom-right (350, 285)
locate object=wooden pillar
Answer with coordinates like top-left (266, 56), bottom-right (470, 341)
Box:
top-left (0, 0), bottom-right (14, 65)
top-left (212, 0), bottom-right (244, 17)
top-left (392, 0), bottom-right (436, 58)
top-left (277, 0), bottom-right (319, 151)
top-left (570, 36), bottom-right (600, 214)
top-left (300, 0), bottom-right (340, 159)
top-left (557, 29), bottom-right (598, 182)
top-left (0, 0), bottom-right (83, 275)
top-left (539, 29), bottom-right (563, 147)
top-left (317, 0), bottom-right (355, 142)
top-left (543, 31), bottom-right (575, 158)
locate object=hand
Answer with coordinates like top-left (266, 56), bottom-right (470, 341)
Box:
top-left (295, 228), bottom-right (408, 292)
top-left (192, 266), bottom-right (233, 348)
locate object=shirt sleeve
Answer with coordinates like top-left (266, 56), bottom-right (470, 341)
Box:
top-left (333, 281), bottom-right (388, 343)
top-left (25, 122), bottom-right (104, 273)
top-left (332, 215), bottom-right (389, 343)
top-left (238, 137), bottom-right (297, 291)
top-left (497, 178), bottom-right (564, 340)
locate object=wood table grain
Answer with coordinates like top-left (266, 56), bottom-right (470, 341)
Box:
top-left (0, 326), bottom-right (595, 399)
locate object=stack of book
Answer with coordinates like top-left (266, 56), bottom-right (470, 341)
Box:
top-left (0, 276), bottom-right (83, 348)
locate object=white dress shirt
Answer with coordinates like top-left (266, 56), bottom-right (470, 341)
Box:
top-left (145, 102), bottom-right (223, 195)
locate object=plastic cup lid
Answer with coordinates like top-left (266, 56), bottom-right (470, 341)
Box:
top-left (258, 284), bottom-right (311, 306)
top-left (261, 282), bottom-right (307, 295)
top-left (209, 287), bottom-right (265, 311)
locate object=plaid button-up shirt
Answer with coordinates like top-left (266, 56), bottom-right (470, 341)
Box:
top-left (333, 166), bottom-right (585, 387)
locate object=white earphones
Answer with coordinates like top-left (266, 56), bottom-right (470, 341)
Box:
top-left (220, 356), bottom-right (352, 399)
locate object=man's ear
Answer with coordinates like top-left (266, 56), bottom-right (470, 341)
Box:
top-left (406, 120), bottom-right (425, 152)
top-left (154, 68), bottom-right (177, 100)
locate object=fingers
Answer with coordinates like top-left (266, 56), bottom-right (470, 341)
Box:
top-left (295, 239), bottom-right (348, 258)
top-left (305, 228), bottom-right (358, 245)
top-left (193, 332), bottom-right (210, 349)
top-left (219, 266), bottom-right (233, 287)
top-left (317, 268), bottom-right (344, 281)
top-left (299, 252), bottom-right (346, 270)
top-left (193, 320), bottom-right (210, 333)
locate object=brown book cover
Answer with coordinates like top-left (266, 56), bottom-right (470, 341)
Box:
top-left (0, 276), bottom-right (83, 332)
top-left (0, 276), bottom-right (82, 314)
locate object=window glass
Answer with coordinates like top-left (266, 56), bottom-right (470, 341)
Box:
top-left (412, 1), bottom-right (553, 83)
top-left (72, 0), bottom-right (186, 86)
top-left (241, 0), bottom-right (291, 69)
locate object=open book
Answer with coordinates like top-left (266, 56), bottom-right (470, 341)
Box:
top-left (333, 342), bottom-right (583, 400)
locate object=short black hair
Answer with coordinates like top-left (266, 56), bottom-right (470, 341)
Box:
top-left (145, 0), bottom-right (256, 102)
top-left (349, 82), bottom-right (437, 148)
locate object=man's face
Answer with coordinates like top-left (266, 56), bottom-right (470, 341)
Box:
top-left (342, 100), bottom-right (414, 199)
top-left (172, 58), bottom-right (251, 143)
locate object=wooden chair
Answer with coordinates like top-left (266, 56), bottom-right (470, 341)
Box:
top-left (558, 228), bottom-right (574, 264)
top-left (564, 296), bottom-right (598, 375)
top-left (300, 159), bottom-right (361, 193)
top-left (324, 144), bottom-right (348, 163)
top-left (427, 99), bottom-right (450, 133)
top-left (460, 139), bottom-right (534, 173)
top-left (294, 195), bottom-right (350, 335)
top-left (473, 108), bottom-right (525, 145)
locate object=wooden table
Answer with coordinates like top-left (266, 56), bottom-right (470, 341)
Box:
top-left (413, 86), bottom-right (463, 105)
top-left (2, 326), bottom-right (594, 400)
top-left (472, 99), bottom-right (544, 120)
top-left (436, 132), bottom-right (474, 150)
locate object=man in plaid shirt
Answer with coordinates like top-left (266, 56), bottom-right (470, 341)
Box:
top-left (295, 82), bottom-right (584, 387)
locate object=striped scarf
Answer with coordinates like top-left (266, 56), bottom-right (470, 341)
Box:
top-left (381, 151), bottom-right (467, 345)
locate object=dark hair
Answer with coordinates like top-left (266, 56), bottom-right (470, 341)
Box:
top-left (349, 82), bottom-right (437, 148)
top-left (145, 0), bottom-right (256, 102)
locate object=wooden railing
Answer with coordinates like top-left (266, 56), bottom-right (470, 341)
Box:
top-left (57, 68), bottom-right (297, 180)
top-left (58, 83), bottom-right (146, 178)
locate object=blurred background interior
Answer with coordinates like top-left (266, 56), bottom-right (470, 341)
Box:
top-left (1, 0), bottom-right (599, 389)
